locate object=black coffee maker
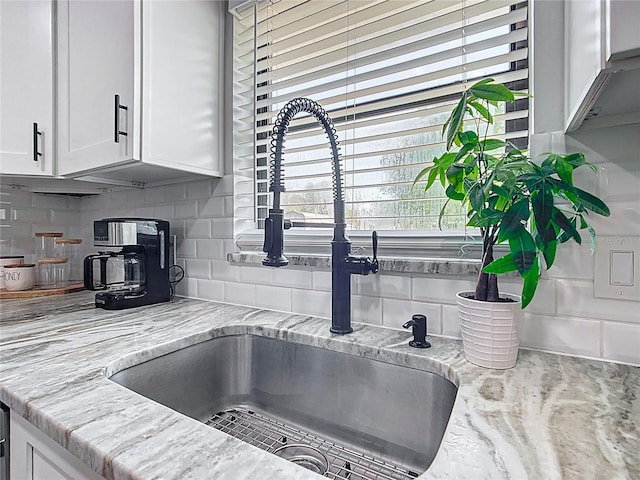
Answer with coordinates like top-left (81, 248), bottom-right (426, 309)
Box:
top-left (84, 218), bottom-right (171, 309)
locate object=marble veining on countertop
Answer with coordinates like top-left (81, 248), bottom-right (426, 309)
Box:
top-left (0, 292), bottom-right (638, 480)
top-left (227, 252), bottom-right (484, 276)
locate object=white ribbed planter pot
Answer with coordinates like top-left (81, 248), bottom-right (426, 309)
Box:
top-left (456, 291), bottom-right (522, 369)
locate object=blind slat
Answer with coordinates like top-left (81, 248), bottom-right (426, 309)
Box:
top-left (238, 0), bottom-right (529, 231)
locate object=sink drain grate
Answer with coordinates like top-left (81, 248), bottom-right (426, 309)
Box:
top-left (205, 408), bottom-right (420, 480)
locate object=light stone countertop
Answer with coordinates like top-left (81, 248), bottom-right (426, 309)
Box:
top-left (0, 292), bottom-right (638, 480)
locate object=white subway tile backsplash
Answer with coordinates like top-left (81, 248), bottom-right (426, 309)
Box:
top-left (125, 189), bottom-right (145, 205)
top-left (197, 279), bottom-right (225, 302)
top-left (312, 271), bottom-right (332, 291)
top-left (602, 322), bottom-right (640, 365)
top-left (134, 206), bottom-right (154, 218)
top-left (174, 201), bottom-right (198, 219)
top-left (12, 208), bottom-right (50, 224)
top-left (211, 218), bottom-right (234, 239)
top-left (273, 268), bottom-right (312, 289)
top-left (557, 279), bottom-right (640, 323)
top-left (143, 186), bottom-right (164, 204)
top-left (224, 282), bottom-right (255, 306)
top-left (31, 194), bottom-right (68, 210)
top-left (442, 304), bottom-right (461, 338)
top-left (164, 183), bottom-right (187, 203)
top-left (185, 219), bottom-right (212, 239)
top-left (175, 277), bottom-right (198, 298)
top-left (212, 175), bottom-right (234, 197)
top-left (186, 179), bottom-right (213, 200)
top-left (256, 285), bottom-right (292, 312)
top-left (291, 289), bottom-right (331, 318)
top-left (355, 273), bottom-right (411, 299)
top-left (195, 239), bottom-right (225, 259)
top-left (239, 266), bottom-right (273, 285)
top-left (518, 313), bottom-right (601, 358)
top-left (549, 244), bottom-right (594, 280)
top-left (210, 260), bottom-right (240, 282)
top-left (184, 258), bottom-right (211, 279)
top-left (412, 277), bottom-right (476, 305)
top-left (382, 298), bottom-right (442, 335)
top-left (498, 278), bottom-right (556, 315)
top-left (153, 204), bottom-right (174, 220)
top-left (352, 295), bottom-right (383, 325)
top-left (198, 198), bottom-right (226, 218)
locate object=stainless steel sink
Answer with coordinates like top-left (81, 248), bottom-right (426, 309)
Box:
top-left (109, 335), bottom-right (457, 479)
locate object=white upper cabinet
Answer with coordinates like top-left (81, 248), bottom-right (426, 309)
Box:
top-left (57, 0), bottom-right (137, 176)
top-left (140, 1), bottom-right (224, 177)
top-left (0, 0), bottom-right (55, 176)
top-left (57, 0), bottom-right (223, 183)
top-left (565, 0), bottom-right (640, 131)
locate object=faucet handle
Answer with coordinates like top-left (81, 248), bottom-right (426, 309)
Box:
top-left (370, 231), bottom-right (379, 274)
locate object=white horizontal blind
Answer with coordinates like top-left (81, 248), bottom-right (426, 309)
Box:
top-left (236, 0), bottom-right (529, 231)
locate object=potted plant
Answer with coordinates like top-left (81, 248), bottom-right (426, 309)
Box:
top-left (414, 78), bottom-right (610, 369)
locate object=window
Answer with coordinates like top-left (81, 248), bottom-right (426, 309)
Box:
top-left (232, 0), bottom-right (528, 254)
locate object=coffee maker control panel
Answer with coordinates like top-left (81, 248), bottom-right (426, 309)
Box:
top-left (94, 220), bottom-right (138, 247)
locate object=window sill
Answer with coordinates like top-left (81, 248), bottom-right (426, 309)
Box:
top-left (227, 252), bottom-right (483, 276)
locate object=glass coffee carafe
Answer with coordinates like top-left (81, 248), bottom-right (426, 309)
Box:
top-left (84, 250), bottom-right (145, 293)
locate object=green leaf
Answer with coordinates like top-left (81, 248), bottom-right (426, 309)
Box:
top-left (498, 199), bottom-right (530, 243)
top-left (521, 257), bottom-right (540, 309)
top-left (542, 238), bottom-right (557, 269)
top-left (468, 209), bottom-right (503, 227)
top-left (531, 187), bottom-right (553, 233)
top-left (483, 253), bottom-right (518, 274)
top-left (468, 100), bottom-right (493, 124)
top-left (413, 165), bottom-right (434, 185)
top-left (509, 229), bottom-right (537, 274)
top-left (480, 138), bottom-right (508, 151)
top-left (470, 78), bottom-right (495, 88)
top-left (469, 82), bottom-right (515, 102)
top-left (446, 184), bottom-right (465, 201)
top-left (551, 208), bottom-right (581, 244)
top-left (467, 182), bottom-right (485, 212)
top-left (458, 130), bottom-right (478, 145)
top-left (556, 156), bottom-right (574, 185)
top-left (446, 164), bottom-right (465, 188)
top-left (563, 152), bottom-right (586, 168)
top-left (454, 143), bottom-right (476, 162)
top-left (573, 187), bottom-right (611, 216)
top-left (446, 93), bottom-right (467, 150)
top-left (437, 199), bottom-right (450, 230)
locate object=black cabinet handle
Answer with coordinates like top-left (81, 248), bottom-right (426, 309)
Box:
top-left (33, 122), bottom-right (42, 161)
top-left (114, 94), bottom-right (128, 143)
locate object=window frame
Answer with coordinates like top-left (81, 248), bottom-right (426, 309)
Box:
top-left (231, 0), bottom-right (530, 261)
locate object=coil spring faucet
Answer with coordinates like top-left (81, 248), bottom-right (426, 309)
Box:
top-left (262, 98), bottom-right (379, 334)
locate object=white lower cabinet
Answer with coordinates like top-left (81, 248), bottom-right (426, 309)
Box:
top-left (10, 413), bottom-right (105, 480)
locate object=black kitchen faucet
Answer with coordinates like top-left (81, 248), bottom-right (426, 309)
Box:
top-left (262, 98), bottom-right (379, 334)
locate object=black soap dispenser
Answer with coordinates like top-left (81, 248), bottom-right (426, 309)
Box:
top-left (402, 314), bottom-right (431, 348)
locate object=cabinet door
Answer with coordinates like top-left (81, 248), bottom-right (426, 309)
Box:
top-left (141, 0), bottom-right (223, 177)
top-left (0, 0), bottom-right (54, 176)
top-left (10, 413), bottom-right (105, 480)
top-left (57, 0), bottom-right (137, 176)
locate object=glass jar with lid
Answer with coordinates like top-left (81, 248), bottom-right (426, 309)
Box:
top-left (55, 238), bottom-right (82, 281)
top-left (38, 257), bottom-right (69, 288)
top-left (35, 232), bottom-right (64, 259)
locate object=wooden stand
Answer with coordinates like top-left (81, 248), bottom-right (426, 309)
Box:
top-left (0, 283), bottom-right (84, 299)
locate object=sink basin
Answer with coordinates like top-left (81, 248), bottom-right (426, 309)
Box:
top-left (109, 335), bottom-right (457, 478)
